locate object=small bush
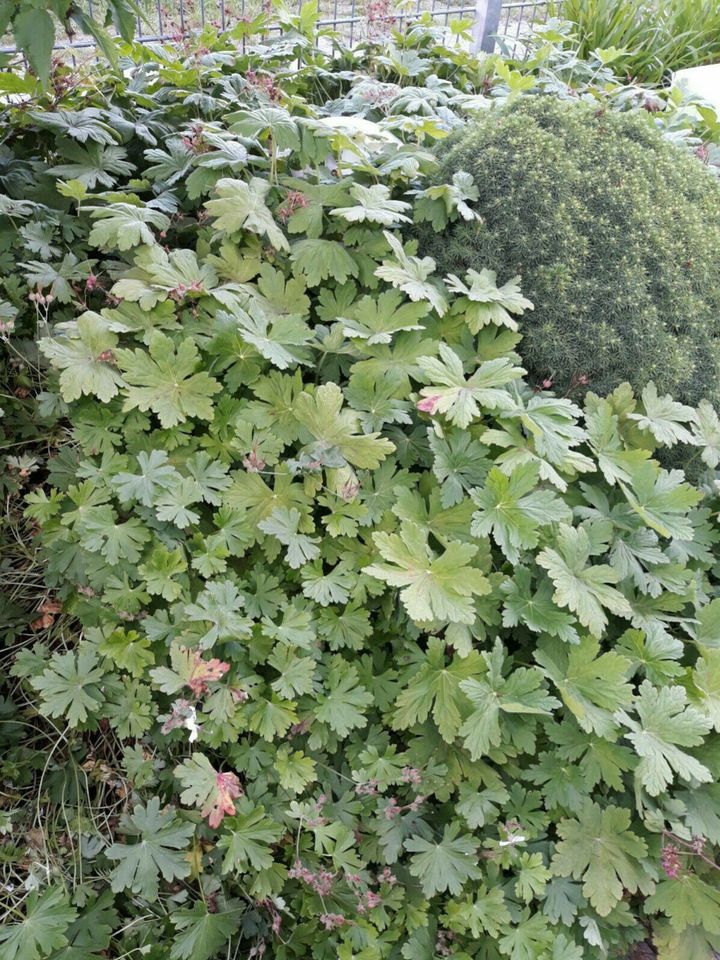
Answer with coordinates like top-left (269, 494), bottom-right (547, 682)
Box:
top-left (418, 96), bottom-right (720, 406)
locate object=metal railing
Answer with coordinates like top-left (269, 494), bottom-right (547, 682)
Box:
top-left (2, 0), bottom-right (554, 57)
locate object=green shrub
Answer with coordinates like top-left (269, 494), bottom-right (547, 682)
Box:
top-left (418, 96), bottom-right (720, 406)
top-left (3, 21), bottom-right (720, 960)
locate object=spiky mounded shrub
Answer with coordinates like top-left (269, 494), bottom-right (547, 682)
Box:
top-left (418, 96), bottom-right (720, 406)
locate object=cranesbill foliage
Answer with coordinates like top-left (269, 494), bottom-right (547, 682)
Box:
top-left (2, 12), bottom-right (720, 960)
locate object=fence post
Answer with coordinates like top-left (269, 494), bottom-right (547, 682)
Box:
top-left (471, 0), bottom-right (502, 53)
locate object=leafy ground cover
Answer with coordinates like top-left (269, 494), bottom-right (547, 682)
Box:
top-left (2, 11), bottom-right (720, 960)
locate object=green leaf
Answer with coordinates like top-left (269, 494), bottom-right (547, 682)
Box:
top-left (87, 203), bottom-right (170, 251)
top-left (217, 800), bottom-right (282, 872)
top-left (697, 598), bottom-right (720, 648)
top-left (170, 901), bottom-right (239, 960)
top-left (138, 545), bottom-right (188, 601)
top-left (406, 823), bottom-right (482, 897)
top-left (315, 656), bottom-right (373, 737)
top-left (184, 579), bottom-right (252, 648)
top-left (654, 922), bottom-right (720, 960)
top-left (106, 797), bottom-right (194, 900)
top-left (294, 382), bottom-right (395, 468)
top-left (692, 647), bottom-right (720, 730)
top-left (175, 753), bottom-right (242, 827)
top-left (497, 910), bottom-right (554, 959)
top-left (447, 268), bottom-right (533, 334)
top-left (620, 463), bottom-right (701, 540)
top-left (258, 507), bottom-right (320, 568)
top-left (515, 852), bottom-right (551, 903)
top-left (585, 394), bottom-right (651, 485)
top-left (49, 143), bottom-right (133, 189)
top-left (551, 801), bottom-right (648, 916)
top-left (79, 507), bottom-right (150, 564)
top-left (205, 177), bottom-right (289, 251)
top-left (291, 239), bottom-right (359, 287)
top-left (39, 314), bottom-right (123, 403)
top-left (535, 636), bottom-right (632, 737)
top-left (616, 680), bottom-right (712, 795)
top-left (537, 524), bottom-right (632, 638)
top-left (691, 400), bottom-right (720, 468)
top-left (646, 875), bottom-right (720, 935)
top-left (116, 332), bottom-right (221, 427)
top-left (246, 694), bottom-right (298, 741)
top-left (470, 463), bottom-right (570, 563)
top-left (418, 344), bottom-right (524, 428)
top-left (375, 231), bottom-right (448, 316)
top-left (459, 640), bottom-right (559, 760)
top-left (414, 170), bottom-right (479, 230)
top-left (364, 521), bottom-right (489, 626)
top-left (0, 886), bottom-right (76, 960)
top-left (501, 567), bottom-right (579, 644)
top-left (274, 747), bottom-right (317, 793)
top-left (111, 450), bottom-right (179, 506)
top-left (13, 8), bottom-right (55, 87)
top-left (99, 628), bottom-right (154, 677)
top-left (444, 886), bottom-right (510, 938)
top-left (155, 477), bottom-right (203, 529)
top-left (340, 289), bottom-right (429, 345)
top-left (234, 309), bottom-right (313, 370)
top-left (392, 637), bottom-right (482, 742)
top-left (629, 382), bottom-right (695, 446)
top-left (32, 646), bottom-right (105, 727)
top-left (331, 184), bottom-right (411, 226)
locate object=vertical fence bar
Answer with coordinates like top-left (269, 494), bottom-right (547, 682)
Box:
top-left (472, 0), bottom-right (502, 52)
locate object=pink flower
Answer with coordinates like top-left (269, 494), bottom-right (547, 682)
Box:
top-left (243, 449), bottom-right (266, 472)
top-left (661, 844), bottom-right (681, 879)
top-left (289, 860), bottom-right (335, 896)
top-left (417, 394), bottom-right (441, 415)
top-left (366, 891), bottom-right (382, 909)
top-left (340, 479), bottom-right (360, 502)
top-left (319, 913), bottom-right (347, 930)
top-left (400, 767), bottom-right (421, 785)
top-left (355, 778), bottom-right (378, 796)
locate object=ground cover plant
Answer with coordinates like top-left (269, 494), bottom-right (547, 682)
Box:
top-left (2, 11), bottom-right (720, 960)
top-left (418, 94), bottom-right (720, 406)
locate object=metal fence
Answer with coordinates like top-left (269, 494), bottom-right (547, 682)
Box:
top-left (3, 0), bottom-right (553, 57)
top-left (134, 0), bottom-right (554, 52)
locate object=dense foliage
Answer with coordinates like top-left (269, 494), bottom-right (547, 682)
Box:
top-left (0, 0), bottom-right (137, 85)
top-left (547, 0), bottom-right (720, 84)
top-left (3, 14), bottom-right (720, 960)
top-left (418, 95), bottom-right (720, 406)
